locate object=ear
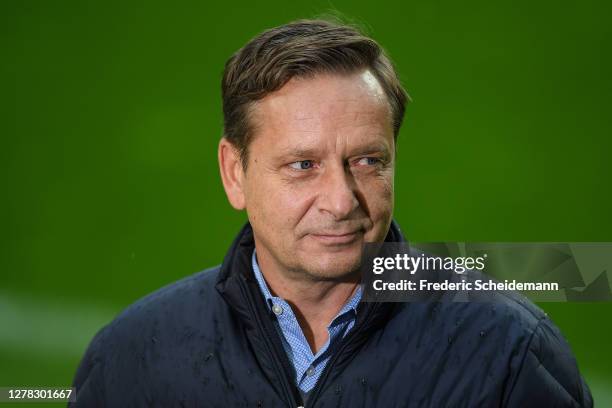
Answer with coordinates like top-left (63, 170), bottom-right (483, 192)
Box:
top-left (218, 137), bottom-right (246, 210)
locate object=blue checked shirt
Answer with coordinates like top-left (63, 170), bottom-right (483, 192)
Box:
top-left (251, 249), bottom-right (362, 394)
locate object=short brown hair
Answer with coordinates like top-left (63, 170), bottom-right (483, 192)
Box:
top-left (221, 19), bottom-right (409, 169)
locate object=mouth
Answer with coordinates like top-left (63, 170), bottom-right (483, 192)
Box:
top-left (309, 230), bottom-right (362, 245)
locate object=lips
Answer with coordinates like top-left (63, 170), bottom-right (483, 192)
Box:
top-left (309, 230), bottom-right (362, 245)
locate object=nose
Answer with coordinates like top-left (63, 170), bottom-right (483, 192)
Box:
top-left (318, 163), bottom-right (360, 220)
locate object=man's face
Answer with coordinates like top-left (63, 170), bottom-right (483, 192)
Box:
top-left (241, 69), bottom-right (395, 280)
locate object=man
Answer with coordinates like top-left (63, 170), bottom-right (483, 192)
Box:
top-left (71, 19), bottom-right (592, 407)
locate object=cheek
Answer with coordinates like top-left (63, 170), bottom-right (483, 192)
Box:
top-left (247, 177), bottom-right (314, 229)
top-left (362, 177), bottom-right (394, 242)
top-left (360, 172), bottom-right (394, 216)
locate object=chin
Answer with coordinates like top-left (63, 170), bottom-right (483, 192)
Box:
top-left (300, 248), bottom-right (363, 281)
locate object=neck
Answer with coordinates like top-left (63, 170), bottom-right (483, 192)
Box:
top-left (255, 248), bottom-right (360, 354)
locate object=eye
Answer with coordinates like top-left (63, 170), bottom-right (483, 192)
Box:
top-left (288, 160), bottom-right (315, 170)
top-left (355, 157), bottom-right (381, 166)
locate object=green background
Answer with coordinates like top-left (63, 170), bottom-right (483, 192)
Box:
top-left (1, 0), bottom-right (610, 405)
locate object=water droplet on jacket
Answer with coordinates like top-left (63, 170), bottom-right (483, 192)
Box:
top-left (205, 352), bottom-right (214, 361)
top-left (448, 336), bottom-right (453, 344)
top-left (480, 331), bottom-right (486, 337)
top-left (360, 377), bottom-right (367, 386)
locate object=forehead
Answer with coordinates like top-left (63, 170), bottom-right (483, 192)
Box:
top-left (249, 70), bottom-right (393, 151)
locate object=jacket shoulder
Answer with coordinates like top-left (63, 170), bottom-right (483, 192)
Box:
top-left (450, 291), bottom-right (592, 407)
top-left (69, 266), bottom-right (223, 407)
top-left (113, 265), bottom-right (221, 323)
top-left (100, 264), bottom-right (223, 346)
top-left (478, 290), bottom-right (590, 406)
top-left (502, 314), bottom-right (593, 407)
top-left (384, 290), bottom-right (592, 407)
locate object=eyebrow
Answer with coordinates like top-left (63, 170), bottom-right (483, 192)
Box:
top-left (277, 147), bottom-right (322, 159)
top-left (349, 142), bottom-right (392, 157)
top-left (274, 141), bottom-right (392, 161)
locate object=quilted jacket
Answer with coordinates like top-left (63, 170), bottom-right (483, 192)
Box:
top-left (71, 221), bottom-right (593, 407)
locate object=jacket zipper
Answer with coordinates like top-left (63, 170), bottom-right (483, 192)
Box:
top-left (304, 305), bottom-right (377, 408)
top-left (238, 277), bottom-right (302, 407)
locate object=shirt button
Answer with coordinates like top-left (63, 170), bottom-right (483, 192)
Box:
top-left (306, 366), bottom-right (315, 377)
top-left (272, 304), bottom-right (283, 316)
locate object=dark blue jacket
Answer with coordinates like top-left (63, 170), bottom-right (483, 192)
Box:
top-left (71, 221), bottom-right (593, 407)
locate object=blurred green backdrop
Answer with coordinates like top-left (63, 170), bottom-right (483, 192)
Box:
top-left (1, 0), bottom-right (610, 405)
